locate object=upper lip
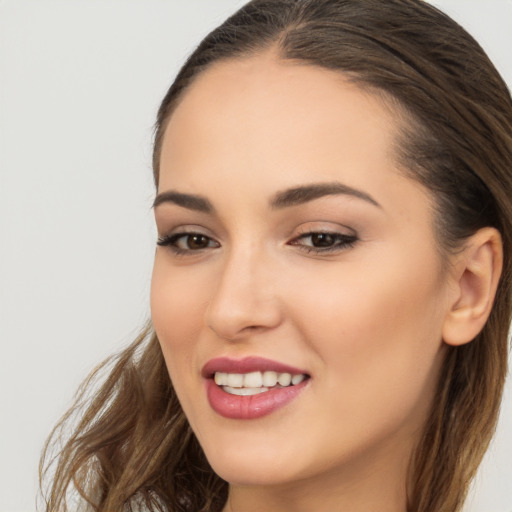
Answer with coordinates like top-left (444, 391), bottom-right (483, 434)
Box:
top-left (201, 356), bottom-right (309, 378)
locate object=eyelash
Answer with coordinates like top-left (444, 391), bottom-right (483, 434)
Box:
top-left (289, 231), bottom-right (358, 253)
top-left (156, 231), bottom-right (358, 255)
top-left (157, 232), bottom-right (220, 255)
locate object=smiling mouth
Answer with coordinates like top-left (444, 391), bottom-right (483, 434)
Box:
top-left (202, 357), bottom-right (311, 418)
top-left (214, 371), bottom-right (308, 396)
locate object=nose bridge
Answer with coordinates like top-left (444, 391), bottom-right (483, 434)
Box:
top-left (205, 240), bottom-right (281, 340)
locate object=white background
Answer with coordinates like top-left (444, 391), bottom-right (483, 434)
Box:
top-left (0, 1), bottom-right (511, 511)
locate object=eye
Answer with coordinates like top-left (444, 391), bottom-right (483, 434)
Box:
top-left (289, 231), bottom-right (358, 253)
top-left (157, 232), bottom-right (220, 254)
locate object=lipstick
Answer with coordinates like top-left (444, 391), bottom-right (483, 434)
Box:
top-left (202, 356), bottom-right (310, 420)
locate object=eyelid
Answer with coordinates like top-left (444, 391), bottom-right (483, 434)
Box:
top-left (288, 227), bottom-right (359, 254)
top-left (156, 223), bottom-right (218, 240)
top-left (293, 222), bottom-right (357, 237)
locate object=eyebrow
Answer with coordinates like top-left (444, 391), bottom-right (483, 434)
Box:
top-left (270, 182), bottom-right (381, 209)
top-left (153, 191), bottom-right (214, 213)
top-left (153, 181), bottom-right (381, 213)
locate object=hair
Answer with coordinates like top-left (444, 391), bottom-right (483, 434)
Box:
top-left (40, 1), bottom-right (512, 511)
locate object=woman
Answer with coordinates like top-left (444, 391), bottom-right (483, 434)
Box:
top-left (40, 1), bottom-right (512, 511)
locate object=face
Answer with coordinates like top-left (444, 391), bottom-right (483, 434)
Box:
top-left (151, 55), bottom-right (452, 491)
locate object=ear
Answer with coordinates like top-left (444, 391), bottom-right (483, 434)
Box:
top-left (442, 227), bottom-right (503, 346)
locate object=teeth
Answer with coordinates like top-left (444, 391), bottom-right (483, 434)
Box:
top-left (223, 386), bottom-right (269, 396)
top-left (262, 371), bottom-right (278, 387)
top-left (243, 371), bottom-right (263, 387)
top-left (291, 374), bottom-right (305, 385)
top-left (277, 373), bottom-right (292, 386)
top-left (214, 372), bottom-right (225, 386)
top-left (214, 371), bottom-right (307, 390)
top-left (227, 373), bottom-right (244, 388)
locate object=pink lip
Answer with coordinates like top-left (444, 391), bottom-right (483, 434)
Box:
top-left (202, 356), bottom-right (310, 420)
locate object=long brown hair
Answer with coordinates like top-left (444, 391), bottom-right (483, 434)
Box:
top-left (40, 1), bottom-right (512, 511)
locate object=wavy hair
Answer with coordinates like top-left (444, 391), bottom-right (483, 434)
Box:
top-left (40, 1), bottom-right (512, 511)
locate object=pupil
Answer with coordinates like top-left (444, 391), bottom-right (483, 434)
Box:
top-left (188, 235), bottom-right (208, 249)
top-left (312, 233), bottom-right (334, 247)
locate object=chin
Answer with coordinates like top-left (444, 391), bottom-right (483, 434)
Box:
top-left (211, 461), bottom-right (299, 487)
top-left (201, 436), bottom-right (305, 486)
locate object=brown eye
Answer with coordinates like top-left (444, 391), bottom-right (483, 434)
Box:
top-left (310, 233), bottom-right (336, 247)
top-left (289, 231), bottom-right (358, 254)
top-left (186, 234), bottom-right (211, 249)
top-left (157, 232), bottom-right (220, 253)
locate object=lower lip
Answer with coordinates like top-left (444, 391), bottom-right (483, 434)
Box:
top-left (205, 379), bottom-right (308, 420)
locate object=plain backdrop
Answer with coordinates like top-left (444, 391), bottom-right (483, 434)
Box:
top-left (1, 1), bottom-right (511, 511)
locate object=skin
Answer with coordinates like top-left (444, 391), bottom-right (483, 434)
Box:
top-left (150, 53), bottom-right (497, 512)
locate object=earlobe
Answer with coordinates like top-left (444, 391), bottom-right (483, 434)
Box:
top-left (442, 227), bottom-right (503, 347)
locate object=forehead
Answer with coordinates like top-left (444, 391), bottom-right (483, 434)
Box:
top-left (164, 53), bottom-right (395, 162)
top-left (170, 55), bottom-right (397, 139)
top-left (157, 53), bottom-right (433, 224)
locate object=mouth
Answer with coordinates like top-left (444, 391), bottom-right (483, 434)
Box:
top-left (202, 357), bottom-right (310, 419)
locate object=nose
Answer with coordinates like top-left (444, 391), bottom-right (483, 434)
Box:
top-left (205, 246), bottom-right (283, 341)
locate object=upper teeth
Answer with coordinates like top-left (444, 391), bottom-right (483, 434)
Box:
top-left (214, 371), bottom-right (306, 388)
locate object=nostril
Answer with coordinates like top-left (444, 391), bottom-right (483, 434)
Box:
top-left (244, 325), bottom-right (264, 332)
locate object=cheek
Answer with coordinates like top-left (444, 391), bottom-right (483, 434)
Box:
top-left (286, 252), bottom-right (446, 414)
top-left (290, 255), bottom-right (444, 346)
top-left (150, 258), bottom-right (209, 376)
